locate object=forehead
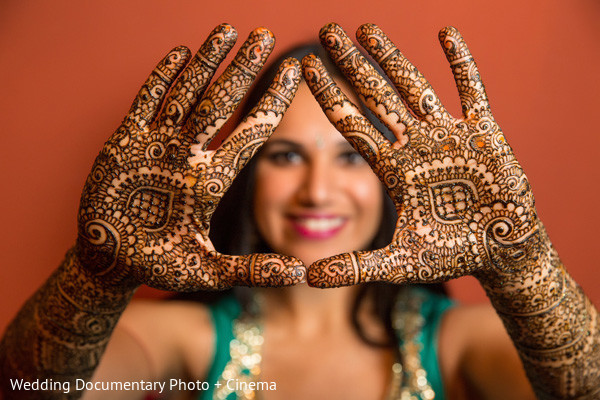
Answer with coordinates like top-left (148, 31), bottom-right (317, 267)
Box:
top-left (269, 82), bottom-right (351, 147)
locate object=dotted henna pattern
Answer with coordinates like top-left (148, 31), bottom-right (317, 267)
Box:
top-left (303, 23), bottom-right (599, 398)
top-left (78, 26), bottom-right (304, 291)
top-left (0, 24), bottom-right (304, 399)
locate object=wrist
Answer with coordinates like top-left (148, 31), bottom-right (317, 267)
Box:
top-left (61, 247), bottom-right (138, 310)
top-left (475, 220), bottom-right (563, 315)
top-left (36, 248), bottom-right (137, 340)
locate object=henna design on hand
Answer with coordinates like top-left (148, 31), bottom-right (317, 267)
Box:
top-left (303, 23), bottom-right (600, 398)
top-left (1, 24), bottom-right (304, 399)
top-left (304, 23), bottom-right (535, 285)
top-left (78, 26), bottom-right (304, 291)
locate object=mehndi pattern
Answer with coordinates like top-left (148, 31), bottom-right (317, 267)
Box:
top-left (0, 24), bottom-right (303, 399)
top-left (303, 23), bottom-right (600, 398)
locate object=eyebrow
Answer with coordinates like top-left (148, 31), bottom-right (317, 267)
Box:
top-left (261, 139), bottom-right (303, 153)
top-left (264, 138), bottom-right (356, 151)
top-left (263, 138), bottom-right (300, 148)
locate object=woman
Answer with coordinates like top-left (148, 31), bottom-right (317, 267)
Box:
top-left (0, 22), bottom-right (597, 400)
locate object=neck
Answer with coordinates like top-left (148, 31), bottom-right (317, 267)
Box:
top-left (259, 284), bottom-right (358, 338)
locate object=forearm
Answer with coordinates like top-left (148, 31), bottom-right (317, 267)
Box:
top-left (478, 222), bottom-right (600, 399)
top-left (0, 248), bottom-right (136, 399)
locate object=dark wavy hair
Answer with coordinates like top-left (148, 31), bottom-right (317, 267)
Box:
top-left (180, 43), bottom-right (447, 355)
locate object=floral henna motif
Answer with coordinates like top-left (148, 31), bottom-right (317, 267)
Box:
top-left (303, 23), bottom-right (536, 284)
top-left (0, 25), bottom-right (303, 399)
top-left (78, 26), bottom-right (304, 291)
top-left (304, 23), bottom-right (600, 398)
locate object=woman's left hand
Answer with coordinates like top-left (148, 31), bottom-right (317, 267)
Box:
top-left (303, 23), bottom-right (542, 287)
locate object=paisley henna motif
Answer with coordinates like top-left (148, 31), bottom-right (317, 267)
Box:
top-left (0, 24), bottom-right (303, 399)
top-left (304, 23), bottom-right (599, 398)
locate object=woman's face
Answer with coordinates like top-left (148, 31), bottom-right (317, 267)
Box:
top-left (253, 82), bottom-right (384, 266)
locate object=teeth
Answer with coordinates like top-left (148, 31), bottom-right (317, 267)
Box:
top-left (295, 217), bottom-right (344, 232)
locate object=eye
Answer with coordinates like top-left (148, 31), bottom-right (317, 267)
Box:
top-left (265, 150), bottom-right (303, 166)
top-left (339, 150), bottom-right (366, 166)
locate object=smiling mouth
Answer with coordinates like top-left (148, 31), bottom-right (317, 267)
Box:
top-left (290, 216), bottom-right (346, 239)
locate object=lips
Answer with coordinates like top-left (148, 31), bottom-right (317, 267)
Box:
top-left (289, 215), bottom-right (347, 239)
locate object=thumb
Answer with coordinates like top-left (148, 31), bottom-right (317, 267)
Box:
top-left (216, 252), bottom-right (306, 288)
top-left (308, 247), bottom-right (410, 288)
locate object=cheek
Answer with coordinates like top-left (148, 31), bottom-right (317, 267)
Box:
top-left (348, 170), bottom-right (384, 230)
top-left (252, 163), bottom-right (294, 238)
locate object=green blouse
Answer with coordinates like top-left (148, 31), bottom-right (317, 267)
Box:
top-left (199, 288), bottom-right (454, 400)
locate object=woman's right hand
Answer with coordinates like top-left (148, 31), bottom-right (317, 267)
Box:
top-left (303, 24), bottom-right (540, 289)
top-left (76, 24), bottom-right (305, 291)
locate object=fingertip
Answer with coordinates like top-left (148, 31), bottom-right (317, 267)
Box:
top-left (215, 22), bottom-right (238, 40)
top-left (356, 23), bottom-right (389, 53)
top-left (251, 26), bottom-right (276, 47)
top-left (163, 46), bottom-right (192, 72)
top-left (307, 254), bottom-right (358, 288)
top-left (319, 23), bottom-right (350, 52)
top-left (242, 27), bottom-right (276, 69)
top-left (300, 54), bottom-right (322, 73)
top-left (277, 57), bottom-right (301, 91)
top-left (301, 55), bottom-right (328, 85)
top-left (250, 254), bottom-right (307, 287)
top-left (280, 55), bottom-right (297, 64)
top-left (438, 26), bottom-right (465, 50)
top-left (207, 23), bottom-right (238, 51)
top-left (200, 24), bottom-right (239, 64)
top-left (438, 26), bottom-right (473, 64)
top-left (172, 45), bottom-right (192, 60)
top-left (255, 26), bottom-right (274, 38)
top-left (281, 57), bottom-right (301, 74)
top-left (438, 25), bottom-right (460, 40)
top-left (277, 56), bottom-right (301, 81)
top-left (287, 256), bottom-right (308, 285)
top-left (319, 22), bottom-right (341, 39)
top-left (356, 22), bottom-right (380, 39)
top-left (264, 58), bottom-right (301, 108)
top-left (300, 53), bottom-right (318, 66)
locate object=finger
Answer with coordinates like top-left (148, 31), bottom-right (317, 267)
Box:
top-left (211, 57), bottom-right (300, 172)
top-left (128, 46), bottom-right (191, 130)
top-left (438, 26), bottom-right (490, 119)
top-left (187, 27), bottom-right (276, 149)
top-left (356, 23), bottom-right (450, 121)
top-left (308, 244), bottom-right (448, 288)
top-left (157, 23), bottom-right (238, 128)
top-left (140, 251), bottom-right (305, 290)
top-left (215, 252), bottom-right (306, 288)
top-left (307, 247), bottom-right (402, 288)
top-left (302, 55), bottom-right (401, 192)
top-left (316, 23), bottom-right (416, 146)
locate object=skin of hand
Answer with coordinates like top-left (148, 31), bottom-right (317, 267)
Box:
top-left (0, 24), bottom-right (304, 399)
top-left (78, 24), bottom-right (305, 292)
top-left (302, 23), bottom-right (600, 398)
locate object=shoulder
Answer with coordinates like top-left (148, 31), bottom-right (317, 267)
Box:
top-left (437, 303), bottom-right (535, 399)
top-left (437, 303), bottom-right (500, 377)
top-left (117, 298), bottom-right (216, 380)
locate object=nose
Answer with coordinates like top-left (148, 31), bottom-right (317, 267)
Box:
top-left (297, 157), bottom-right (333, 206)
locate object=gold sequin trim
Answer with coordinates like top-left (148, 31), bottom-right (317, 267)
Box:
top-left (213, 290), bottom-right (436, 399)
top-left (393, 290), bottom-right (436, 400)
top-left (213, 318), bottom-right (264, 400)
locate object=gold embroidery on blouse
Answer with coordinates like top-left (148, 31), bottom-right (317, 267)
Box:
top-left (393, 290), bottom-right (436, 400)
top-left (213, 318), bottom-right (263, 400)
top-left (213, 290), bottom-right (436, 399)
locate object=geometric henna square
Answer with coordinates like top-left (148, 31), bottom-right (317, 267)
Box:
top-left (428, 180), bottom-right (477, 224)
top-left (127, 187), bottom-right (174, 230)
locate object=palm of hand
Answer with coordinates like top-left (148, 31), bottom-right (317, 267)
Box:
top-left (77, 25), bottom-right (304, 291)
top-left (389, 107), bottom-right (538, 282)
top-left (303, 24), bottom-right (540, 287)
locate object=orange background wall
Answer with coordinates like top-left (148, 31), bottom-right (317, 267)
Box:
top-left (1, 0), bottom-right (599, 335)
